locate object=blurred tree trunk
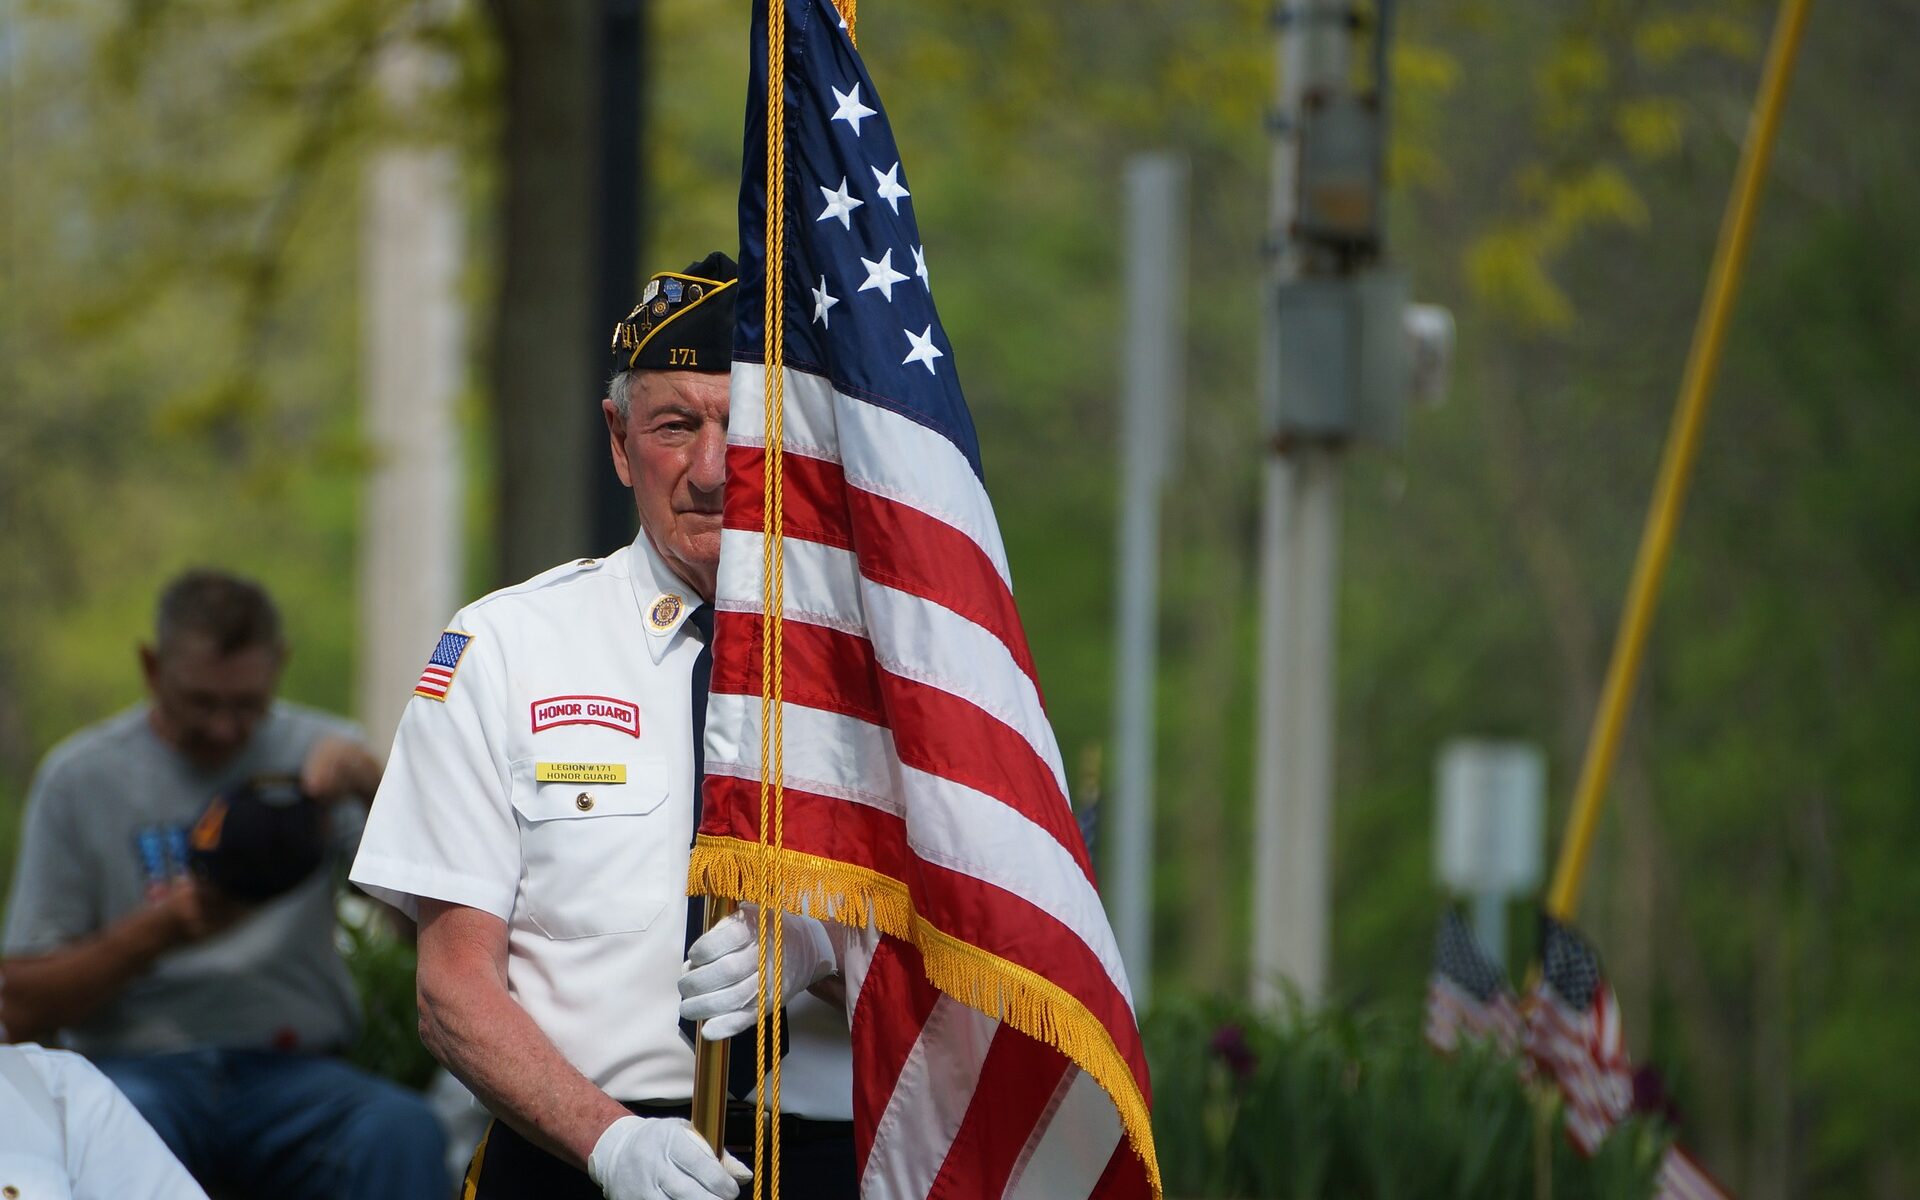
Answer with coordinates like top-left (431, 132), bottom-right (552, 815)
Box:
top-left (487, 0), bottom-right (599, 584)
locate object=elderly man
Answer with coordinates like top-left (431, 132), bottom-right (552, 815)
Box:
top-left (0, 568), bottom-right (449, 1199)
top-left (350, 253), bottom-right (856, 1200)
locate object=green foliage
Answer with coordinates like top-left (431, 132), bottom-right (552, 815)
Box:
top-left (340, 912), bottom-right (439, 1091)
top-left (1145, 1000), bottom-right (1664, 1200)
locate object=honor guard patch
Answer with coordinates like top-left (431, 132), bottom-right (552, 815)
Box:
top-left (531, 695), bottom-right (641, 738)
top-left (414, 631), bottom-right (474, 701)
top-left (647, 593), bottom-right (684, 633)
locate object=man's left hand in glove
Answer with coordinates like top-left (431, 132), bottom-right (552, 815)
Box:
top-left (677, 906), bottom-right (837, 1041)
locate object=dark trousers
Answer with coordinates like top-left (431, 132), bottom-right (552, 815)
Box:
top-left (463, 1103), bottom-right (856, 1200)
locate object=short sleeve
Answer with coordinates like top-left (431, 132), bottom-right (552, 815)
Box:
top-left (349, 616), bottom-right (521, 922)
top-left (21, 1046), bottom-right (211, 1199)
top-left (2, 756), bottom-right (101, 955)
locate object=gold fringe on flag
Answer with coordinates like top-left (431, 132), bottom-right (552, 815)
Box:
top-left (690, 836), bottom-right (1164, 1196)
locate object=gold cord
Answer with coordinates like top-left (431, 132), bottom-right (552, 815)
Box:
top-left (755, 1), bottom-right (790, 1195)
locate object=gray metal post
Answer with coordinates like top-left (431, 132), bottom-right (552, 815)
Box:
top-left (358, 36), bottom-right (465, 753)
top-left (1252, 2), bottom-right (1353, 1009)
top-left (1108, 154), bottom-right (1187, 1010)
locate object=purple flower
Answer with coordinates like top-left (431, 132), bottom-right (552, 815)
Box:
top-left (1209, 1023), bottom-right (1257, 1084)
top-left (1632, 1065), bottom-right (1683, 1128)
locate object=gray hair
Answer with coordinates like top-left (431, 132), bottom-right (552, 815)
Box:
top-left (608, 368), bottom-right (636, 420)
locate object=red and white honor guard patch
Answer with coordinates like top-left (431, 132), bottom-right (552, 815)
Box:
top-left (530, 695), bottom-right (641, 738)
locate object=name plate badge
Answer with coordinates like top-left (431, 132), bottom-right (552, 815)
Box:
top-left (535, 762), bottom-right (628, 785)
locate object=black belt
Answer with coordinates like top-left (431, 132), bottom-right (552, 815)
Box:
top-left (462, 1104), bottom-right (856, 1200)
top-left (628, 1099), bottom-right (853, 1149)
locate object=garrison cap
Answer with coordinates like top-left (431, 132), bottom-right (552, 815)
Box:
top-left (610, 251), bottom-right (738, 373)
top-left (187, 776), bottom-right (327, 901)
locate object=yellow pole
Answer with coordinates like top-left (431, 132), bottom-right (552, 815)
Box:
top-left (691, 896), bottom-right (740, 1153)
top-left (1544, 0), bottom-right (1810, 919)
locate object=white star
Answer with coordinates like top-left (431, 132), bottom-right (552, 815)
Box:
top-left (858, 249), bottom-right (909, 302)
top-left (912, 244), bottom-right (929, 289)
top-left (871, 162), bottom-right (910, 214)
top-left (811, 275), bottom-right (840, 327)
top-left (830, 84), bottom-right (878, 136)
top-left (816, 176), bottom-right (864, 230)
top-left (902, 324), bottom-right (944, 375)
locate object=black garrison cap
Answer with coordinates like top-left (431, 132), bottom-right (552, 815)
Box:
top-left (610, 251), bottom-right (738, 373)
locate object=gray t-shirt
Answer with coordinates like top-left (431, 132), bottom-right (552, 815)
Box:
top-left (2, 703), bottom-right (367, 1057)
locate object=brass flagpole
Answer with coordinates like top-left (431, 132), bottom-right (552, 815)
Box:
top-left (690, 896), bottom-right (739, 1153)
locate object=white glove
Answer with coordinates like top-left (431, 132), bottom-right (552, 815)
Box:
top-left (588, 1114), bottom-right (751, 1200)
top-left (678, 904), bottom-right (837, 1041)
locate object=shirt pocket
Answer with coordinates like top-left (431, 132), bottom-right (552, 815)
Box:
top-left (0, 1151), bottom-right (74, 1200)
top-left (508, 759), bottom-right (681, 940)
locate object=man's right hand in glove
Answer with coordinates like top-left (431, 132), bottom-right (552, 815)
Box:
top-left (588, 1114), bottom-right (752, 1200)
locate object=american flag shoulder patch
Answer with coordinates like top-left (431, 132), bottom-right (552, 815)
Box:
top-left (414, 630), bottom-right (474, 701)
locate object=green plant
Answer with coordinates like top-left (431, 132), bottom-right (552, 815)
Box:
top-left (1144, 999), bottom-right (1665, 1200)
top-left (340, 914), bottom-right (439, 1091)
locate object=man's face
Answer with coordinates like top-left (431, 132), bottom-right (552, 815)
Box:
top-left (141, 635), bottom-right (283, 769)
top-left (604, 370), bottom-right (730, 599)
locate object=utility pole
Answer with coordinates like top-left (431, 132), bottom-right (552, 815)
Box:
top-left (1254, 0), bottom-right (1442, 1007)
top-left (1108, 153), bottom-right (1188, 1011)
top-left (358, 23), bottom-right (465, 752)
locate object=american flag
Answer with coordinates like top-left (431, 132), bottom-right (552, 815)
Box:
top-left (692, 1), bottom-right (1158, 1197)
top-left (1526, 914), bottom-right (1635, 1155)
top-left (1525, 916), bottom-right (1732, 1198)
top-left (412, 631), bottom-right (472, 701)
top-left (1423, 908), bottom-right (1523, 1057)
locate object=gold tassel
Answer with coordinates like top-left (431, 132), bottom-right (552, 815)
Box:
top-left (690, 836), bottom-right (1163, 1194)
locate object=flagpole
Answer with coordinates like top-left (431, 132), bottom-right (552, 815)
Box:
top-left (691, 896), bottom-right (739, 1153)
top-left (1543, 0), bottom-right (1808, 920)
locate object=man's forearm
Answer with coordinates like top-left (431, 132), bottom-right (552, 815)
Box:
top-left (417, 908), bottom-right (628, 1169)
top-left (0, 907), bottom-right (178, 1041)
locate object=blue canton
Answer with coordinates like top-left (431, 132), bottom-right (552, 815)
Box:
top-left (735, 0), bottom-right (984, 479)
top-left (430, 631), bottom-right (472, 668)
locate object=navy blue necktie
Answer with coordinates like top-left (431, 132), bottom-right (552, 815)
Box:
top-left (681, 606), bottom-right (780, 1098)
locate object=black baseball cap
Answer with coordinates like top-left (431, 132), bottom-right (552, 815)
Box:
top-left (187, 776), bottom-right (327, 901)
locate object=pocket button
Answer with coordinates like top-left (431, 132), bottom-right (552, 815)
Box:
top-left (575, 793), bottom-right (594, 812)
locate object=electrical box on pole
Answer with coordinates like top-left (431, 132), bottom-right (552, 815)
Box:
top-left (1272, 269), bottom-right (1410, 446)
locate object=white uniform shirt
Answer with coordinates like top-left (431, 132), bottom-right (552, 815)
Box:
top-left (0, 1043), bottom-right (209, 1200)
top-left (350, 534), bottom-right (852, 1116)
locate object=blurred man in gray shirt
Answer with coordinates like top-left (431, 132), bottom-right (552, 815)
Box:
top-left (1, 568), bottom-right (446, 1198)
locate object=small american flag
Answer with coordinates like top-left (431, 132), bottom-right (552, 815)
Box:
top-left (1428, 910), bottom-right (1733, 1199)
top-left (1526, 914), bottom-right (1635, 1155)
top-left (413, 631), bottom-right (473, 701)
top-left (693, 1), bottom-right (1158, 1196)
top-left (1424, 908), bottom-right (1523, 1056)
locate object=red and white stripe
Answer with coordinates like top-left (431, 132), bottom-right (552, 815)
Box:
top-left (413, 665), bottom-right (455, 700)
top-left (1526, 983), bottom-right (1633, 1155)
top-left (1424, 975), bottom-right (1523, 1057)
top-left (704, 363), bottom-right (1154, 1199)
top-left (1656, 1145), bottom-right (1732, 1200)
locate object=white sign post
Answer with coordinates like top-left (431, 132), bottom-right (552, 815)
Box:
top-left (1435, 740), bottom-right (1546, 970)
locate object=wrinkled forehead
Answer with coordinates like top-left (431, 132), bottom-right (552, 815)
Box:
top-left (634, 368), bottom-right (731, 422)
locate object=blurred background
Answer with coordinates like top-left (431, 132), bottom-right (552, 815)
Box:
top-left (1, 1), bottom-right (1914, 1196)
